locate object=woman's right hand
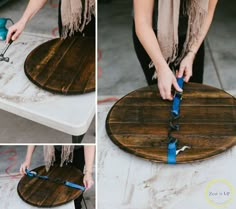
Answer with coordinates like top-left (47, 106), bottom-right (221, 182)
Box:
top-left (20, 160), bottom-right (30, 175)
top-left (6, 20), bottom-right (26, 43)
top-left (156, 65), bottom-right (182, 100)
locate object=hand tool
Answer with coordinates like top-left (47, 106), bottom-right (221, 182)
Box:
top-left (0, 39), bottom-right (13, 62)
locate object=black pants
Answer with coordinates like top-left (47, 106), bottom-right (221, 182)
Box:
top-left (55, 147), bottom-right (85, 209)
top-left (132, 22), bottom-right (205, 85)
top-left (58, 0), bottom-right (95, 37)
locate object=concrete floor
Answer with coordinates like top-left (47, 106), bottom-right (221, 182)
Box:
top-left (0, 0), bottom-right (95, 143)
top-left (0, 145), bottom-right (95, 209)
top-left (98, 0), bottom-right (236, 96)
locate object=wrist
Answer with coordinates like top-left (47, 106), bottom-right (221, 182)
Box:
top-left (19, 17), bottom-right (28, 26)
top-left (154, 61), bottom-right (169, 73)
top-left (187, 49), bottom-right (196, 59)
top-left (84, 170), bottom-right (93, 175)
top-left (24, 158), bottom-right (31, 164)
top-left (83, 166), bottom-right (93, 175)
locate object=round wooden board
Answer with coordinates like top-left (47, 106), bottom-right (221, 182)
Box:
top-left (106, 83), bottom-right (236, 163)
top-left (24, 36), bottom-right (95, 95)
top-left (17, 165), bottom-right (84, 207)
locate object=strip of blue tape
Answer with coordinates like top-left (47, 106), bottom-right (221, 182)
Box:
top-left (25, 169), bottom-right (85, 191)
top-left (172, 77), bottom-right (184, 117)
top-left (167, 77), bottom-right (184, 164)
top-left (167, 141), bottom-right (177, 164)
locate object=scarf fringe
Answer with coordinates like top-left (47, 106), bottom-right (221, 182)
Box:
top-left (44, 145), bottom-right (55, 172)
top-left (175, 0), bottom-right (208, 66)
top-left (60, 145), bottom-right (75, 167)
top-left (151, 0), bottom-right (208, 79)
top-left (44, 146), bottom-right (75, 172)
top-left (61, 0), bottom-right (95, 38)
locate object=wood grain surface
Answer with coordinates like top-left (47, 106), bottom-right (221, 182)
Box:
top-left (17, 165), bottom-right (84, 207)
top-left (106, 83), bottom-right (236, 163)
top-left (24, 36), bottom-right (95, 95)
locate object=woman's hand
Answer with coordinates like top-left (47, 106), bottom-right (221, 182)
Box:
top-left (6, 20), bottom-right (26, 43)
top-left (156, 64), bottom-right (182, 100)
top-left (83, 173), bottom-right (94, 191)
top-left (20, 160), bottom-right (30, 175)
top-left (177, 52), bottom-right (195, 82)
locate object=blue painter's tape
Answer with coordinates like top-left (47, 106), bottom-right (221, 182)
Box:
top-left (64, 181), bottom-right (86, 191)
top-left (167, 141), bottom-right (177, 164)
top-left (172, 77), bottom-right (184, 117)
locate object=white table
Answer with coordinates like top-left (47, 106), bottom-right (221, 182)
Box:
top-left (0, 33), bottom-right (95, 143)
top-left (98, 96), bottom-right (236, 209)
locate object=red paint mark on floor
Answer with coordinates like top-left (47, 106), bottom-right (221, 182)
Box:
top-left (49, 0), bottom-right (58, 8)
top-left (0, 149), bottom-right (21, 179)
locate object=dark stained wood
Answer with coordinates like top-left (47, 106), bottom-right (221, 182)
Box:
top-left (106, 83), bottom-right (236, 163)
top-left (17, 165), bottom-right (84, 207)
top-left (24, 36), bottom-right (95, 95)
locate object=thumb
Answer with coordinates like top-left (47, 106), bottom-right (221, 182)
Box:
top-left (173, 78), bottom-right (182, 92)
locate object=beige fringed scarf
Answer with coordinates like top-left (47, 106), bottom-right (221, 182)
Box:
top-left (157, 0), bottom-right (209, 66)
top-left (44, 146), bottom-right (75, 171)
top-left (61, 0), bottom-right (95, 38)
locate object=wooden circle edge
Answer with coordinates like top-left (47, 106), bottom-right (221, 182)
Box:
top-left (105, 83), bottom-right (236, 164)
top-left (24, 37), bottom-right (95, 95)
top-left (17, 165), bottom-right (83, 208)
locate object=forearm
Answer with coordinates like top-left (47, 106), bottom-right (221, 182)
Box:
top-left (133, 0), bottom-right (168, 72)
top-left (20, 0), bottom-right (48, 25)
top-left (84, 145), bottom-right (95, 174)
top-left (135, 22), bottom-right (168, 71)
top-left (25, 145), bottom-right (36, 163)
top-left (189, 0), bottom-right (218, 55)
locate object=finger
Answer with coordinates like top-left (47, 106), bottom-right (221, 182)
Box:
top-left (20, 165), bottom-right (24, 175)
top-left (83, 179), bottom-right (88, 189)
top-left (158, 85), bottom-right (165, 100)
top-left (173, 78), bottom-right (183, 92)
top-left (162, 87), bottom-right (173, 101)
top-left (175, 70), bottom-right (179, 77)
top-left (166, 94), bottom-right (173, 101)
top-left (6, 29), bottom-right (14, 43)
top-left (162, 86), bottom-right (173, 101)
top-left (184, 68), bottom-right (192, 82)
top-left (24, 166), bottom-right (28, 175)
top-left (159, 89), bottom-right (166, 100)
top-left (184, 74), bottom-right (191, 82)
top-left (86, 181), bottom-right (94, 190)
top-left (164, 90), bottom-right (173, 101)
top-left (12, 31), bottom-right (20, 41)
top-left (22, 165), bottom-right (28, 175)
top-left (178, 64), bottom-right (185, 78)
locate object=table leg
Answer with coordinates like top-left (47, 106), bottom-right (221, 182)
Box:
top-left (72, 135), bottom-right (85, 143)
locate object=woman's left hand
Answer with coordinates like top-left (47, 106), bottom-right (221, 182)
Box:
top-left (83, 173), bottom-right (94, 191)
top-left (177, 52), bottom-right (195, 82)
